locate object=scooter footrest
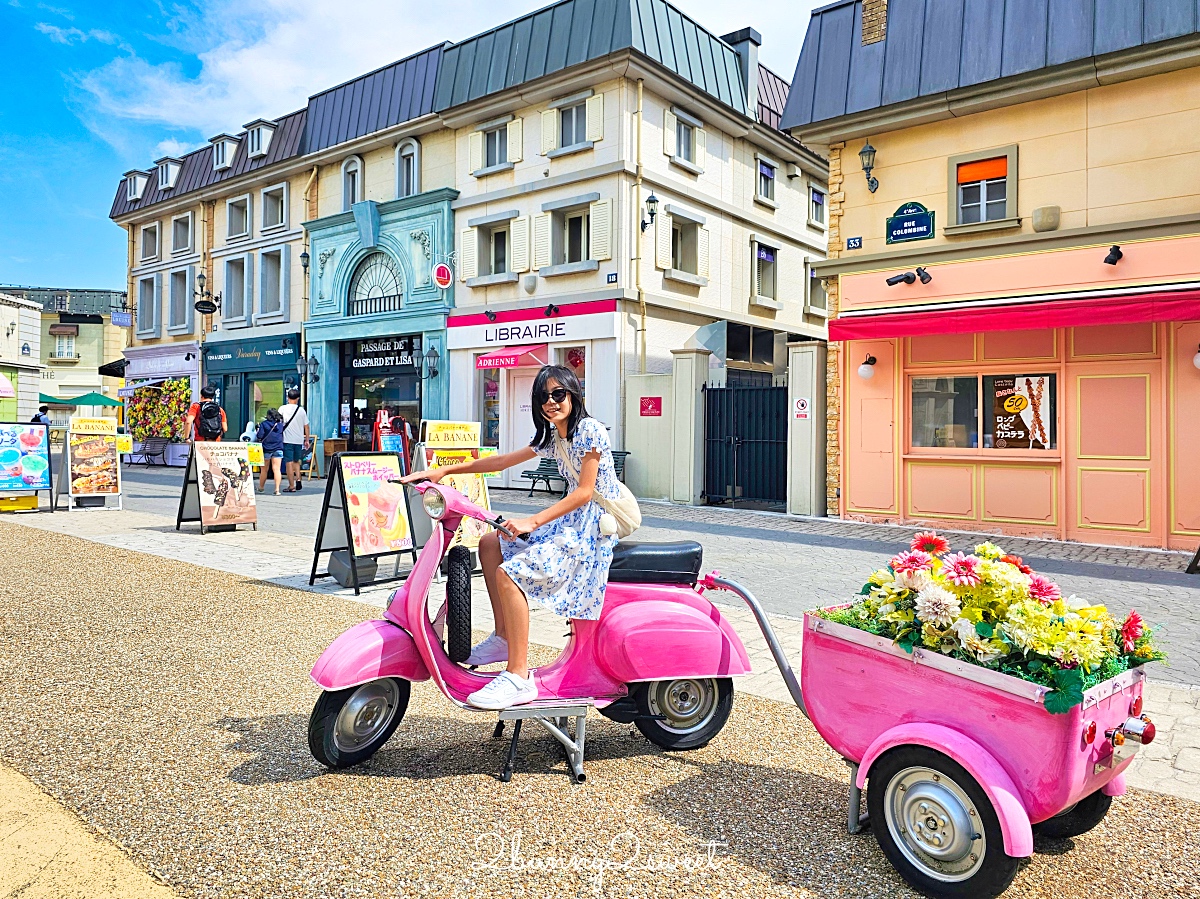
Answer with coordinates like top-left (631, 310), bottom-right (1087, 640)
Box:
top-left (498, 700), bottom-right (593, 720)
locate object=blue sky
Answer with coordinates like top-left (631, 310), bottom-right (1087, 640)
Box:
top-left (0, 0), bottom-right (820, 291)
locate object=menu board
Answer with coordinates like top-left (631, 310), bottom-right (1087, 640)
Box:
top-left (193, 442), bottom-right (257, 527)
top-left (340, 454), bottom-right (413, 556)
top-left (0, 423), bottom-right (52, 492)
top-left (68, 433), bottom-right (120, 495)
top-left (991, 375), bottom-right (1053, 450)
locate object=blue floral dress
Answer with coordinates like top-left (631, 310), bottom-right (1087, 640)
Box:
top-left (500, 418), bottom-right (620, 620)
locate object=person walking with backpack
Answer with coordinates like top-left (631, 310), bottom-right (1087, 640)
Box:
top-left (255, 409), bottom-right (285, 495)
top-left (278, 388), bottom-right (309, 492)
top-left (185, 385), bottom-right (227, 443)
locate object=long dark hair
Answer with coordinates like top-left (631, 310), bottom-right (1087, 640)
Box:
top-left (530, 364), bottom-right (589, 451)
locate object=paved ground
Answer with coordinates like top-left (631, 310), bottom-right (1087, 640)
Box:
top-left (2, 522), bottom-right (1198, 899)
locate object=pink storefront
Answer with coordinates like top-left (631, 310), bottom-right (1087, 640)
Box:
top-left (830, 236), bottom-right (1200, 552)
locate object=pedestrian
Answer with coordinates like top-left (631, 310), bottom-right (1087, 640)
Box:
top-left (184, 385), bottom-right (227, 442)
top-left (30, 405), bottom-right (51, 426)
top-left (255, 410), bottom-right (285, 495)
top-left (279, 387), bottom-right (309, 492)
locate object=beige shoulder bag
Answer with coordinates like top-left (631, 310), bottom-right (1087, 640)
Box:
top-left (554, 435), bottom-right (642, 538)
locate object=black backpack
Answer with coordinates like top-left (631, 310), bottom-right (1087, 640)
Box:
top-left (197, 401), bottom-right (223, 439)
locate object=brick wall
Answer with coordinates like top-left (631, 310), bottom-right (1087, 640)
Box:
top-left (825, 143), bottom-right (845, 514)
top-left (862, 0), bottom-right (888, 45)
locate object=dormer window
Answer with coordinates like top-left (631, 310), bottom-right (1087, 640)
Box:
top-left (243, 119), bottom-right (276, 159)
top-left (209, 134), bottom-right (238, 171)
top-left (124, 170), bottom-right (149, 202)
top-left (155, 157), bottom-right (182, 191)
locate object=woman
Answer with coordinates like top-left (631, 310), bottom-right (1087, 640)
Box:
top-left (400, 365), bottom-right (621, 710)
top-left (255, 410), bottom-right (285, 495)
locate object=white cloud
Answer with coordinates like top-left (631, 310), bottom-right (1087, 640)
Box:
top-left (154, 137), bottom-right (193, 158)
top-left (76, 0), bottom-right (822, 155)
top-left (36, 22), bottom-right (120, 45)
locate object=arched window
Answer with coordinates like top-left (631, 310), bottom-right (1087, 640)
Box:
top-left (341, 156), bottom-right (363, 211)
top-left (348, 252), bottom-right (404, 316)
top-left (396, 138), bottom-right (420, 198)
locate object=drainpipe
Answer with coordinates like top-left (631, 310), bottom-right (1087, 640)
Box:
top-left (634, 79), bottom-right (646, 374)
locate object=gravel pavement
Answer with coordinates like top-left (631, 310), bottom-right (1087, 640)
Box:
top-left (1, 521), bottom-right (1198, 898)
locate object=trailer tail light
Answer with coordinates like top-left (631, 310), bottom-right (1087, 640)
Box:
top-left (1106, 715), bottom-right (1155, 747)
top-left (1130, 695), bottom-right (1143, 717)
top-left (1084, 721), bottom-right (1097, 744)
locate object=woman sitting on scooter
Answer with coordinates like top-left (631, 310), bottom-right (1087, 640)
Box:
top-left (400, 364), bottom-right (622, 709)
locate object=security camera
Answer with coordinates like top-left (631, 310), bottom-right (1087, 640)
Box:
top-left (886, 272), bottom-right (917, 286)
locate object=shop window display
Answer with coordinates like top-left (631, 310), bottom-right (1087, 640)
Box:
top-left (561, 346), bottom-right (586, 397)
top-left (479, 368), bottom-right (500, 448)
top-left (910, 374), bottom-right (1057, 450)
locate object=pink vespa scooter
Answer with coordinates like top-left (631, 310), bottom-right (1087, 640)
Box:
top-left (308, 480), bottom-right (751, 782)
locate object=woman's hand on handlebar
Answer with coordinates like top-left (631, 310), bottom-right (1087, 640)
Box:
top-left (398, 468), bottom-right (444, 485)
top-left (499, 515), bottom-right (538, 540)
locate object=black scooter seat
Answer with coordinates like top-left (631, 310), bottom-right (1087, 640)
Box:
top-left (608, 541), bottom-right (703, 585)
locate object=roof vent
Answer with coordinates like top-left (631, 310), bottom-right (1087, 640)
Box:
top-left (123, 169), bottom-right (149, 202)
top-left (154, 156), bottom-right (182, 191)
top-left (209, 133), bottom-right (239, 171)
top-left (243, 118), bottom-right (277, 159)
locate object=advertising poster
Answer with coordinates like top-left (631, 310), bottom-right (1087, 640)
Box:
top-left (340, 454), bottom-right (412, 556)
top-left (991, 376), bottom-right (1053, 450)
top-left (428, 448), bottom-right (492, 550)
top-left (0, 423), bottom-right (52, 492)
top-left (246, 442), bottom-right (265, 466)
top-left (423, 420), bottom-right (482, 449)
top-left (193, 442), bottom-right (257, 527)
top-left (68, 430), bottom-right (120, 496)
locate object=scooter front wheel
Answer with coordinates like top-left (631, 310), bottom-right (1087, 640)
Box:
top-left (309, 677), bottom-right (411, 768)
top-left (631, 677), bottom-right (733, 750)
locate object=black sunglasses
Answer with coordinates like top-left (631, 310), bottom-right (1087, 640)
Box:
top-left (538, 387), bottom-right (570, 406)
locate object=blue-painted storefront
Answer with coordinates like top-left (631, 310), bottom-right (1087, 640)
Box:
top-left (304, 188), bottom-right (457, 449)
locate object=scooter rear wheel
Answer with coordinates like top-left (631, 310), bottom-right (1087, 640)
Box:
top-left (631, 677), bottom-right (733, 750)
top-left (309, 677), bottom-right (410, 768)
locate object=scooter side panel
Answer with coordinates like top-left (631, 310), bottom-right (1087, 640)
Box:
top-left (594, 595), bottom-right (753, 683)
top-left (310, 619), bottom-right (431, 690)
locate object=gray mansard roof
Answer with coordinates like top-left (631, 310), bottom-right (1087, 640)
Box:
top-left (782, 0), bottom-right (1200, 132)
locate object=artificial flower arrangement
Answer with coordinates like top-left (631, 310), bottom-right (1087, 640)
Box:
top-left (816, 531), bottom-right (1166, 713)
top-left (126, 378), bottom-right (191, 443)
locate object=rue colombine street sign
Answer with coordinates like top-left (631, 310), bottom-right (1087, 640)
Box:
top-left (885, 202), bottom-right (936, 244)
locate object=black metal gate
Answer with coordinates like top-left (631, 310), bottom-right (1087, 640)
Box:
top-left (702, 383), bottom-right (788, 507)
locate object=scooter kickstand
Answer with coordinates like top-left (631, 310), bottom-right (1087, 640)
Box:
top-left (491, 720), bottom-right (505, 740)
top-left (500, 719), bottom-right (522, 782)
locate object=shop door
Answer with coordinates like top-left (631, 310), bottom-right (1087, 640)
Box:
top-left (220, 375), bottom-right (244, 441)
top-left (349, 375), bottom-right (420, 452)
top-left (702, 382), bottom-right (789, 509)
top-left (501, 369), bottom-right (538, 488)
top-left (248, 376), bottom-right (285, 428)
top-left (1065, 361), bottom-right (1164, 546)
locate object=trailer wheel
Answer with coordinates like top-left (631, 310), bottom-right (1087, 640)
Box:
top-left (631, 678), bottom-right (733, 750)
top-left (1032, 790), bottom-right (1112, 839)
top-left (445, 545), bottom-right (473, 663)
top-left (308, 677), bottom-right (410, 768)
top-left (867, 746), bottom-right (1020, 899)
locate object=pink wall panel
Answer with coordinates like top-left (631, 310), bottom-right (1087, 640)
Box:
top-left (983, 329), bottom-right (1057, 361)
top-left (908, 463), bottom-right (976, 520)
top-left (982, 466), bottom-right (1055, 524)
top-left (1078, 375), bottom-right (1149, 458)
top-left (847, 340), bottom-right (897, 512)
top-left (909, 332), bottom-right (975, 364)
top-left (1078, 469), bottom-right (1149, 530)
top-left (1071, 323), bottom-right (1156, 358)
top-left (1172, 323), bottom-right (1200, 534)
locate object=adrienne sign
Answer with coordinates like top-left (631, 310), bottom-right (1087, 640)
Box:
top-left (446, 300), bottom-right (618, 349)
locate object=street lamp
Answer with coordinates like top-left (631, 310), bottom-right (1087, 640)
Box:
top-left (640, 192), bottom-right (659, 232)
top-left (418, 345), bottom-right (440, 380)
top-left (193, 271), bottom-right (222, 314)
top-left (859, 139), bottom-right (879, 193)
top-left (296, 354), bottom-right (320, 384)
top-left (300, 249), bottom-right (310, 275)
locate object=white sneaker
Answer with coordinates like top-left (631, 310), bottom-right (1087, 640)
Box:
top-left (465, 631), bottom-right (509, 666)
top-left (468, 671), bottom-right (538, 710)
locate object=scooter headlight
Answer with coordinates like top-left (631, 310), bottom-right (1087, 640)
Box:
top-left (422, 487), bottom-right (447, 520)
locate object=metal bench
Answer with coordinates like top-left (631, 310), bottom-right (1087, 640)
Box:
top-left (520, 458), bottom-right (567, 496)
top-left (611, 450), bottom-right (629, 483)
top-left (129, 436), bottom-right (170, 466)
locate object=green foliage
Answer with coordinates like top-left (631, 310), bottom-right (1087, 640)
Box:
top-left (1043, 667), bottom-right (1085, 715)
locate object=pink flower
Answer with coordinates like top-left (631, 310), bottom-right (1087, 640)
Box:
top-left (890, 550), bottom-right (934, 575)
top-left (1121, 611), bottom-right (1145, 653)
top-left (1028, 574), bottom-right (1061, 604)
top-left (943, 552), bottom-right (982, 588)
top-left (910, 531), bottom-right (950, 555)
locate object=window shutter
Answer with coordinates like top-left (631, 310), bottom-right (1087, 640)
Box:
top-left (694, 129), bottom-right (706, 171)
top-left (586, 94), bottom-right (604, 142)
top-left (698, 227), bottom-right (710, 280)
top-left (243, 252), bottom-right (255, 318)
top-left (541, 110), bottom-right (558, 155)
top-left (186, 264), bottom-right (196, 331)
top-left (152, 272), bottom-right (163, 336)
top-left (663, 110), bottom-right (676, 156)
top-left (588, 198), bottom-right (612, 261)
top-left (751, 240), bottom-right (761, 299)
top-left (468, 131), bottom-right (483, 173)
top-left (532, 213), bottom-right (552, 269)
top-left (655, 214), bottom-right (672, 269)
top-left (507, 118), bottom-right (523, 163)
top-left (510, 216), bottom-right (530, 273)
top-left (278, 246), bottom-right (290, 321)
top-left (460, 228), bottom-right (477, 281)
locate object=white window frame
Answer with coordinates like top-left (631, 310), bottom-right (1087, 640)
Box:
top-left (135, 274), bottom-right (161, 339)
top-left (226, 194), bottom-right (251, 240)
top-left (260, 182), bottom-right (288, 231)
top-left (211, 136), bottom-right (237, 172)
top-left (167, 266), bottom-right (196, 334)
top-left (125, 172), bottom-right (147, 202)
top-left (806, 260), bottom-right (831, 318)
top-left (487, 226), bottom-right (509, 276)
top-left (484, 126), bottom-right (508, 169)
top-left (156, 160), bottom-right (180, 191)
top-left (808, 185), bottom-right (827, 229)
top-left (342, 156), bottom-right (363, 211)
top-left (958, 177), bottom-right (1007, 225)
top-left (665, 106), bottom-right (705, 175)
top-left (395, 139), bottom-right (421, 198)
top-left (755, 242), bottom-right (778, 303)
top-left (171, 212), bottom-right (193, 254)
top-left (559, 102), bottom-right (587, 150)
top-left (54, 334), bottom-right (76, 359)
top-left (222, 254), bottom-right (252, 327)
top-left (755, 153), bottom-right (778, 208)
top-left (140, 223), bottom-right (159, 261)
top-left (256, 246), bottom-right (289, 323)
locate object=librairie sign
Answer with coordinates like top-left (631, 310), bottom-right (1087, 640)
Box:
top-left (446, 300), bottom-right (619, 349)
top-left (886, 202), bottom-right (936, 244)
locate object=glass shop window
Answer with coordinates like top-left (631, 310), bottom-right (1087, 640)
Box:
top-left (911, 377), bottom-right (980, 448)
top-left (478, 366), bottom-right (501, 448)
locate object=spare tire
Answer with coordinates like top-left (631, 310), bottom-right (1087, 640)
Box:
top-left (446, 545), bottom-right (472, 663)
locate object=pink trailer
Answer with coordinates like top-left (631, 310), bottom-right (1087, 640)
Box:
top-left (706, 578), bottom-right (1157, 899)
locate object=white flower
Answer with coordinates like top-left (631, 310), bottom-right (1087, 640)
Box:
top-left (895, 568), bottom-right (932, 591)
top-left (878, 603), bottom-right (896, 615)
top-left (915, 585), bottom-right (961, 627)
